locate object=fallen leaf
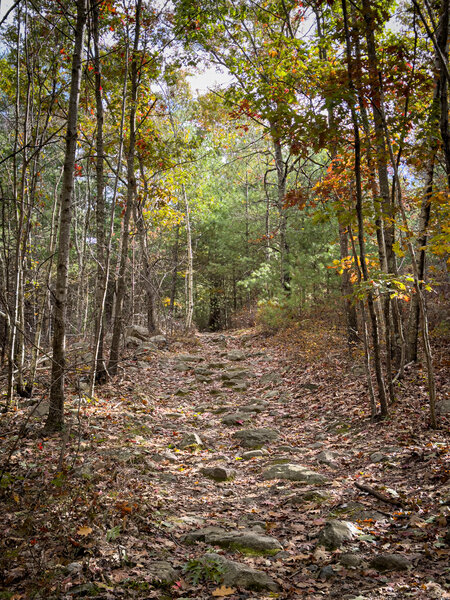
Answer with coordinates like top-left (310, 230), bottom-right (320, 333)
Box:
top-left (76, 526), bottom-right (93, 537)
top-left (212, 585), bottom-right (236, 597)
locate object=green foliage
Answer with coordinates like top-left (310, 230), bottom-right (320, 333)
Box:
top-left (106, 525), bottom-right (121, 542)
top-left (182, 555), bottom-right (225, 585)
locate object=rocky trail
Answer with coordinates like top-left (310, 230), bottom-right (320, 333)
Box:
top-left (1, 322), bottom-right (450, 599)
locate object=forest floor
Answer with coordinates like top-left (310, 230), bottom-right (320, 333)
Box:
top-left (1, 316), bottom-right (450, 600)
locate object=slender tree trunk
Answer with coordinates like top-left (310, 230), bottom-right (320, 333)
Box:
top-left (45, 0), bottom-right (87, 431)
top-left (182, 184), bottom-right (194, 332)
top-left (108, 0), bottom-right (141, 376)
top-left (272, 133), bottom-right (290, 293)
top-left (342, 0), bottom-right (388, 417)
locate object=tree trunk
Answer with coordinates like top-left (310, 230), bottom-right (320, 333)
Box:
top-left (108, 0), bottom-right (142, 376)
top-left (45, 0), bottom-right (87, 431)
top-left (182, 184), bottom-right (194, 332)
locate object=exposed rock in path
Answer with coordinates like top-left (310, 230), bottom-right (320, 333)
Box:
top-left (204, 553), bottom-right (279, 592)
top-left (221, 413), bottom-right (252, 426)
top-left (241, 449), bottom-right (268, 460)
top-left (227, 349), bottom-right (246, 361)
top-left (369, 553), bottom-right (412, 572)
top-left (149, 334), bottom-right (167, 348)
top-left (147, 561), bottom-right (178, 585)
top-left (177, 354), bottom-right (205, 363)
top-left (127, 324), bottom-right (149, 341)
top-left (174, 387), bottom-right (190, 396)
top-left (240, 402), bottom-right (268, 413)
top-left (262, 463), bottom-right (327, 485)
top-left (339, 553), bottom-right (366, 568)
top-left (200, 466), bottom-right (235, 482)
top-left (316, 450), bottom-right (339, 467)
top-left (369, 451), bottom-right (389, 463)
top-left (178, 432), bottom-right (203, 449)
top-left (289, 490), bottom-right (329, 504)
top-left (184, 528), bottom-right (282, 556)
top-left (317, 520), bottom-right (359, 550)
top-left (233, 428), bottom-right (279, 449)
top-left (126, 335), bottom-right (145, 348)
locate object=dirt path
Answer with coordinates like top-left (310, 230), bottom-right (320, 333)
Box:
top-left (1, 327), bottom-right (449, 599)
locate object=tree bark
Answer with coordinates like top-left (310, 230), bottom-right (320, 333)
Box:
top-left (45, 0), bottom-right (87, 431)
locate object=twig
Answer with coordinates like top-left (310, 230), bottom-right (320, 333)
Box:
top-left (355, 481), bottom-right (405, 508)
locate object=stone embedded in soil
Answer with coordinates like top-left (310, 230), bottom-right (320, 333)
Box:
top-left (149, 334), bottom-right (167, 348)
top-left (174, 387), bottom-right (190, 396)
top-left (370, 451), bottom-right (389, 463)
top-left (369, 553), bottom-right (412, 572)
top-left (316, 450), bottom-right (339, 467)
top-left (147, 561), bottom-right (178, 585)
top-left (289, 490), bottom-right (330, 504)
top-left (233, 428), bottom-right (279, 449)
top-left (127, 324), bottom-right (150, 340)
top-left (241, 449), bottom-right (268, 460)
top-left (178, 432), bottom-right (203, 449)
top-left (177, 353), bottom-right (205, 362)
top-left (339, 553), bottom-right (365, 568)
top-left (184, 528), bottom-right (282, 556)
top-left (227, 349), bottom-right (246, 361)
top-left (200, 466), bottom-right (234, 482)
top-left (222, 413), bottom-right (252, 426)
top-left (240, 402), bottom-right (267, 413)
top-left (262, 463), bottom-right (327, 485)
top-left (317, 520), bottom-right (359, 550)
top-left (204, 553), bottom-right (279, 592)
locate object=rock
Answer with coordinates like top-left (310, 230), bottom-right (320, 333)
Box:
top-left (185, 528), bottom-right (282, 556)
top-left (262, 463), bottom-right (327, 485)
top-left (149, 335), bottom-right (167, 348)
top-left (260, 371), bottom-right (281, 384)
top-left (317, 520), bottom-right (359, 550)
top-left (177, 354), bottom-right (204, 363)
top-left (126, 335), bottom-right (144, 348)
top-left (147, 561), bottom-right (178, 585)
top-left (319, 565), bottom-right (335, 580)
top-left (174, 387), bottom-right (190, 396)
top-left (228, 382), bottom-right (248, 392)
top-left (65, 562), bottom-right (83, 574)
top-left (339, 553), bottom-right (365, 568)
top-left (200, 466), bottom-right (234, 482)
top-left (227, 349), bottom-right (246, 361)
top-left (204, 553), bottom-right (278, 592)
top-left (241, 450), bottom-right (268, 460)
top-left (316, 450), bottom-right (339, 467)
top-left (195, 367), bottom-right (214, 376)
top-left (208, 361), bottom-right (227, 369)
top-left (183, 526), bottom-right (225, 543)
top-left (209, 334), bottom-right (226, 343)
top-left (152, 451), bottom-right (178, 463)
top-left (68, 583), bottom-right (98, 596)
top-left (240, 403), bottom-right (267, 413)
top-left (370, 452), bottom-right (389, 463)
top-left (310, 442), bottom-right (325, 449)
top-left (233, 428), bottom-right (279, 449)
top-left (222, 413), bottom-right (251, 426)
top-left (173, 362), bottom-right (190, 372)
top-left (178, 432), bottom-right (203, 449)
top-left (221, 370), bottom-right (248, 381)
top-left (31, 401), bottom-right (50, 417)
top-left (268, 456), bottom-right (293, 465)
top-left (290, 490), bottom-right (329, 504)
top-left (369, 554), bottom-right (412, 572)
top-left (139, 342), bottom-right (157, 352)
top-left (127, 324), bottom-right (149, 340)
top-left (437, 397), bottom-right (450, 414)
top-left (301, 382), bottom-right (319, 391)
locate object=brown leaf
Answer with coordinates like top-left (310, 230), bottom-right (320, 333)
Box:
top-left (76, 526), bottom-right (93, 537)
top-left (212, 585), bottom-right (236, 597)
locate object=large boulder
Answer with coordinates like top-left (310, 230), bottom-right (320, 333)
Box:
top-left (204, 553), bottom-right (278, 592)
top-left (149, 335), bottom-right (167, 349)
top-left (227, 349), bottom-right (246, 361)
top-left (262, 463), bottom-right (327, 485)
top-left (233, 428), bottom-right (279, 449)
top-left (200, 466), bottom-right (235, 482)
top-left (369, 554), bottom-right (412, 572)
top-left (178, 432), bottom-right (203, 449)
top-left (147, 561), bottom-right (178, 585)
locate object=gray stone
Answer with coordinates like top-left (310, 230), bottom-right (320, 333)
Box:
top-left (185, 528), bottom-right (282, 556)
top-left (316, 450), bottom-right (339, 467)
top-left (290, 490), bottom-right (329, 504)
top-left (147, 561), bottom-right (178, 585)
top-left (227, 349), bottom-right (246, 361)
top-left (222, 413), bottom-right (251, 426)
top-left (369, 554), bottom-right (412, 572)
top-left (260, 371), bottom-right (281, 384)
top-left (317, 520), bottom-right (359, 550)
top-left (310, 442), bottom-right (325, 449)
top-left (178, 432), bottom-right (203, 449)
top-left (208, 361), bottom-right (227, 369)
top-left (149, 335), bottom-right (167, 348)
top-left (437, 397), bottom-right (450, 414)
top-left (262, 463), bottom-right (327, 485)
top-left (241, 450), bottom-right (268, 460)
top-left (233, 428), bottom-right (279, 449)
top-left (204, 553), bottom-right (278, 592)
top-left (127, 324), bottom-right (149, 340)
top-left (177, 354), bottom-right (205, 363)
top-left (240, 402), bottom-right (267, 413)
top-left (370, 452), bottom-right (389, 463)
top-left (339, 553), bottom-right (365, 568)
top-left (65, 562), bottom-right (83, 574)
top-left (139, 341), bottom-right (157, 352)
top-left (195, 367), bottom-right (214, 376)
top-left (126, 335), bottom-right (143, 348)
top-left (31, 401), bottom-right (50, 417)
top-left (200, 466), bottom-right (234, 482)
top-left (221, 369), bottom-right (248, 381)
top-left (174, 387), bottom-right (190, 396)
top-left (319, 565), bottom-right (335, 580)
top-left (68, 583), bottom-right (98, 596)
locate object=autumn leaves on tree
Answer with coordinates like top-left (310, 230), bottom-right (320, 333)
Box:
top-left (0, 0), bottom-right (448, 429)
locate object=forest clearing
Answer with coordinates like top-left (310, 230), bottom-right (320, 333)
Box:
top-left (0, 0), bottom-right (449, 598)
